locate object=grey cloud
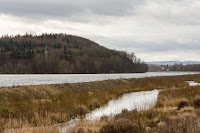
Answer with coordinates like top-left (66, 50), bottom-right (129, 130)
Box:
top-left (0, 0), bottom-right (200, 61)
top-left (0, 0), bottom-right (145, 19)
top-left (105, 38), bottom-right (200, 53)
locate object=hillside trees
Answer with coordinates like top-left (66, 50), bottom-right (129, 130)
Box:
top-left (0, 34), bottom-right (148, 74)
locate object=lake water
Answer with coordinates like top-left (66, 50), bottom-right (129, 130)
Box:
top-left (59, 89), bottom-right (161, 132)
top-left (0, 72), bottom-right (199, 87)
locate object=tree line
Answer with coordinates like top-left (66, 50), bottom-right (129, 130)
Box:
top-left (0, 33), bottom-right (148, 74)
top-left (169, 64), bottom-right (200, 71)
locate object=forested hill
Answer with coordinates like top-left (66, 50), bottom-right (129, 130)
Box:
top-left (0, 33), bottom-right (148, 74)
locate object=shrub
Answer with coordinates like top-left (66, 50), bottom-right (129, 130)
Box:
top-left (75, 106), bottom-right (88, 117)
top-left (121, 109), bottom-right (129, 114)
top-left (99, 118), bottom-right (140, 133)
top-left (178, 99), bottom-right (188, 110)
top-left (193, 96), bottom-right (200, 109)
top-left (99, 123), bottom-right (115, 133)
top-left (89, 101), bottom-right (100, 110)
top-left (100, 116), bottom-right (109, 122)
top-left (1, 107), bottom-right (14, 118)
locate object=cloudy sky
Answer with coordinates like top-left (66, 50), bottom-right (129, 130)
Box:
top-left (0, 0), bottom-right (200, 62)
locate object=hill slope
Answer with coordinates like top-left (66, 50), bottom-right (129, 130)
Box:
top-left (0, 33), bottom-right (148, 74)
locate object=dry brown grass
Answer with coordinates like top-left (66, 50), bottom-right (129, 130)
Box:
top-left (0, 74), bottom-right (200, 132)
top-left (3, 112), bottom-right (59, 133)
top-left (69, 119), bottom-right (105, 133)
top-left (99, 118), bottom-right (140, 133)
top-left (73, 76), bottom-right (200, 133)
top-left (193, 96), bottom-right (200, 109)
top-left (5, 125), bottom-right (59, 133)
top-left (158, 109), bottom-right (200, 133)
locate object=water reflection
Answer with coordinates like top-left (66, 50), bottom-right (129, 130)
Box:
top-left (60, 89), bottom-right (161, 132)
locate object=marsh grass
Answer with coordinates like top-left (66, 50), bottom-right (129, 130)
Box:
top-left (193, 96), bottom-right (200, 109)
top-left (96, 82), bottom-right (200, 133)
top-left (99, 118), bottom-right (140, 133)
top-left (0, 74), bottom-right (200, 132)
top-left (70, 75), bottom-right (200, 133)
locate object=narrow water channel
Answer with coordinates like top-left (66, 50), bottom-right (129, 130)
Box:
top-left (59, 89), bottom-right (161, 132)
top-left (186, 81), bottom-right (200, 86)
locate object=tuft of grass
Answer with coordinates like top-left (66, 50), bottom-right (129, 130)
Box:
top-left (193, 96), bottom-right (200, 109)
top-left (178, 99), bottom-right (189, 110)
top-left (89, 101), bottom-right (101, 110)
top-left (74, 106), bottom-right (89, 117)
top-left (99, 118), bottom-right (140, 133)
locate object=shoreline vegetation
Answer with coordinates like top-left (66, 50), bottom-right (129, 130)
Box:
top-left (0, 74), bottom-right (200, 132)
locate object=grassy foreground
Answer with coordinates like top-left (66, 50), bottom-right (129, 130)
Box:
top-left (72, 77), bottom-right (200, 133)
top-left (0, 74), bottom-right (200, 132)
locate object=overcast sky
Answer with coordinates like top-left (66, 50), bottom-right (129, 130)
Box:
top-left (0, 0), bottom-right (200, 62)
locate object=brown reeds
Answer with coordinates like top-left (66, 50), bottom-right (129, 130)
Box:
top-left (0, 74), bottom-right (200, 132)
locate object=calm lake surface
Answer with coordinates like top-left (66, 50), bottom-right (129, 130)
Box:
top-left (0, 72), bottom-right (199, 87)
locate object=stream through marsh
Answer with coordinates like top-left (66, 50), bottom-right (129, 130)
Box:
top-left (59, 80), bottom-right (200, 132)
top-left (59, 89), bottom-right (161, 133)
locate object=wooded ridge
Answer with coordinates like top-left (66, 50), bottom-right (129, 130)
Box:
top-left (0, 33), bottom-right (148, 74)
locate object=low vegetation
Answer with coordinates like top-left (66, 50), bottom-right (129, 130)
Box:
top-left (0, 74), bottom-right (200, 132)
top-left (70, 75), bottom-right (200, 133)
top-left (99, 118), bottom-right (140, 133)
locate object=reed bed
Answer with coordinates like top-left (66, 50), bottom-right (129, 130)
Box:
top-left (0, 74), bottom-right (200, 132)
top-left (76, 81), bottom-right (200, 133)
